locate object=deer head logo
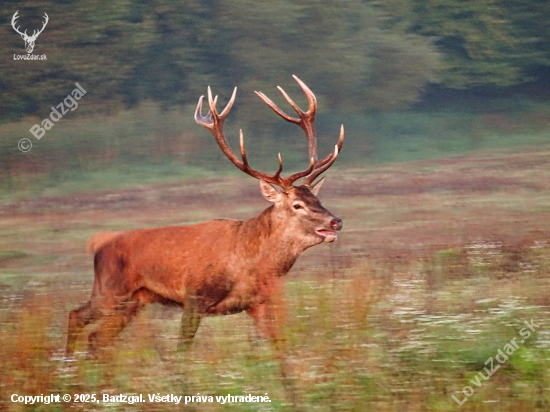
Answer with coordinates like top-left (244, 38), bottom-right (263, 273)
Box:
top-left (12, 10), bottom-right (49, 54)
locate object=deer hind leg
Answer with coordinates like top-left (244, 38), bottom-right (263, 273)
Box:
top-left (65, 289), bottom-right (129, 359)
top-left (65, 300), bottom-right (95, 358)
top-left (85, 288), bottom-right (161, 358)
top-left (87, 299), bottom-right (142, 358)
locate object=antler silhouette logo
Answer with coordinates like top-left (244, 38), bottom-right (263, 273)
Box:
top-left (12, 10), bottom-right (49, 54)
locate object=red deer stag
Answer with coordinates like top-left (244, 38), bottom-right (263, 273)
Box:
top-left (65, 75), bottom-right (344, 358)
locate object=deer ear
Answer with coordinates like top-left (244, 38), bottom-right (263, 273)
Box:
top-left (309, 177), bottom-right (325, 196)
top-left (259, 180), bottom-right (281, 203)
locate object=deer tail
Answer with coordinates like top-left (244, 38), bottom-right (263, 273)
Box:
top-left (87, 231), bottom-right (123, 254)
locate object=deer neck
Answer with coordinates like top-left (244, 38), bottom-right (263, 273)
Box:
top-left (238, 206), bottom-right (303, 276)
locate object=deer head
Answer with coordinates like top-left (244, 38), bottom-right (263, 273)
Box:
top-left (195, 75), bottom-right (344, 245)
top-left (12, 11), bottom-right (49, 54)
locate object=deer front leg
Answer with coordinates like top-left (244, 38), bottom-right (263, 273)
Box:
top-left (246, 302), bottom-right (285, 349)
top-left (178, 296), bottom-right (202, 350)
top-left (247, 297), bottom-right (299, 408)
top-left (246, 276), bottom-right (287, 349)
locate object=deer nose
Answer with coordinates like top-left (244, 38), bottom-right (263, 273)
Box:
top-left (331, 217), bottom-right (343, 231)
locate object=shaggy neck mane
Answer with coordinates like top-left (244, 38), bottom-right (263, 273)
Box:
top-left (241, 205), bottom-right (274, 239)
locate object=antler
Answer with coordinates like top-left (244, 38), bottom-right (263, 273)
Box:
top-left (11, 11), bottom-right (48, 40)
top-left (30, 13), bottom-right (49, 40)
top-left (255, 75), bottom-right (344, 186)
top-left (11, 11), bottom-right (26, 37)
top-left (194, 76), bottom-right (343, 189)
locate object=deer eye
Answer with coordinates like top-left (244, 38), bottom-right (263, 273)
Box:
top-left (293, 203), bottom-right (303, 210)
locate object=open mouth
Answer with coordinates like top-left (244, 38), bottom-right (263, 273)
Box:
top-left (316, 229), bottom-right (337, 242)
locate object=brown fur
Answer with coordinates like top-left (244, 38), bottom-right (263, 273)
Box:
top-left (86, 231), bottom-right (123, 254)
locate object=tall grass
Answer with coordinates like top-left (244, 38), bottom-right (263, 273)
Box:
top-left (1, 246), bottom-right (549, 411)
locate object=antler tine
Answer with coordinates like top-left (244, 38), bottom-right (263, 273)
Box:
top-left (304, 145), bottom-right (340, 186)
top-left (274, 153), bottom-right (283, 180)
top-left (206, 86), bottom-right (217, 116)
top-left (239, 129), bottom-right (249, 167)
top-left (254, 91), bottom-right (299, 124)
top-left (220, 87), bottom-right (237, 118)
top-left (195, 88), bottom-right (243, 170)
top-left (304, 124), bottom-right (344, 186)
top-left (310, 124), bottom-right (344, 170)
top-left (42, 12), bottom-right (48, 26)
top-left (289, 75), bottom-right (317, 116)
top-left (194, 95), bottom-right (206, 123)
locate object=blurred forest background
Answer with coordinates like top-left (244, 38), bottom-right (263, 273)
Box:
top-left (0, 0), bottom-right (549, 195)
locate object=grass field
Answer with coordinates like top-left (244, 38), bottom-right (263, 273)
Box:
top-left (1, 143), bottom-right (550, 411)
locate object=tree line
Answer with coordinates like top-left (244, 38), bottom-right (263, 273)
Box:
top-left (1, 0), bottom-right (549, 121)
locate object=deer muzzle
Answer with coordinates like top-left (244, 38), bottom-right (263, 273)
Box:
top-left (316, 217), bottom-right (343, 243)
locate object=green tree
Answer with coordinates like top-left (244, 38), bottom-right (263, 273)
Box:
top-left (376, 0), bottom-right (550, 88)
top-left (210, 0), bottom-right (440, 113)
top-left (503, 0), bottom-right (550, 69)
top-left (1, 0), bottom-right (441, 121)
